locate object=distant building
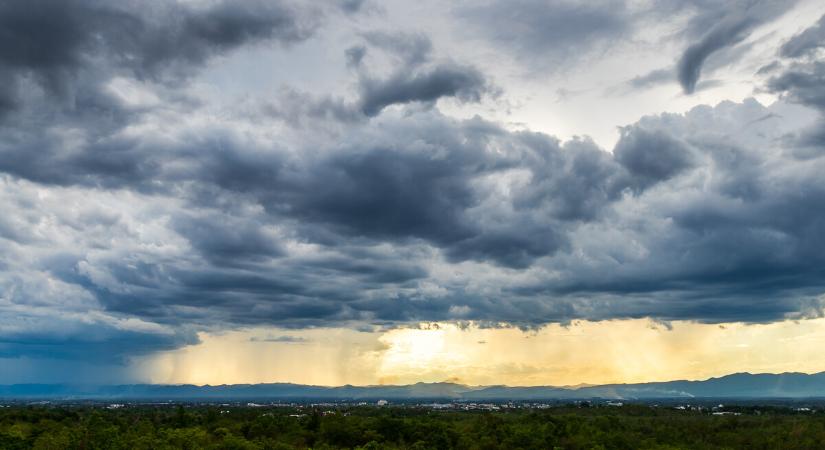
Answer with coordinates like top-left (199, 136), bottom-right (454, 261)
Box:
top-left (376, 399), bottom-right (388, 406)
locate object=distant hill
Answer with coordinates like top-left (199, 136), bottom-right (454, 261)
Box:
top-left (3, 372), bottom-right (825, 400)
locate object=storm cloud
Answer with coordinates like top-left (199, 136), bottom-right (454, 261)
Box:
top-left (4, 96), bottom-right (824, 334)
top-left (1, 0), bottom-right (824, 371)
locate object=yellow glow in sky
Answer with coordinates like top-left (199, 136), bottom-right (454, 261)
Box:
top-left (135, 318), bottom-right (825, 387)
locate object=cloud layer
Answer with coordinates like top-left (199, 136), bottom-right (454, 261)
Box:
top-left (0, 0), bottom-right (824, 371)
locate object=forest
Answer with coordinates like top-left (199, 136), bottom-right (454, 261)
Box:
top-left (1, 402), bottom-right (825, 449)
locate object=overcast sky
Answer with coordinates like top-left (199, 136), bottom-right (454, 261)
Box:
top-left (2, 0), bottom-right (825, 385)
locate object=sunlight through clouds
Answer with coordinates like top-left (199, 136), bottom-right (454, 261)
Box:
top-left (134, 319), bottom-right (825, 387)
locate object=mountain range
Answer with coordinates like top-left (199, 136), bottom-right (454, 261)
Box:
top-left (4, 372), bottom-right (825, 400)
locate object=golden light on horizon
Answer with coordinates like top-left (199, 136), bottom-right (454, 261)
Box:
top-left (134, 318), bottom-right (825, 387)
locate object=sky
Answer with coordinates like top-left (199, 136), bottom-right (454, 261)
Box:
top-left (1, 0), bottom-right (825, 386)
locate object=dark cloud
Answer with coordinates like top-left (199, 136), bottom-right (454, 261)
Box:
top-left (171, 213), bottom-right (286, 267)
top-left (769, 14), bottom-right (825, 113)
top-left (780, 14), bottom-right (825, 58)
top-left (0, 320), bottom-right (198, 362)
top-left (350, 32), bottom-right (493, 116)
top-left (358, 64), bottom-right (490, 116)
top-left (676, 1), bottom-right (790, 94)
top-left (768, 62), bottom-right (825, 111)
top-left (677, 15), bottom-right (755, 94)
top-left (613, 126), bottom-right (695, 191)
top-left (133, 1), bottom-right (317, 75)
top-left (2, 94), bottom-right (825, 349)
top-left (0, 71), bottom-right (16, 118)
top-left (0, 280), bottom-right (198, 362)
top-left (285, 143), bottom-right (478, 243)
top-left (767, 17), bottom-right (825, 151)
top-left (0, 0), bottom-right (318, 117)
top-left (260, 32), bottom-right (494, 122)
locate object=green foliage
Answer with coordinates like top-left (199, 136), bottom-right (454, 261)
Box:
top-left (0, 403), bottom-right (824, 449)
